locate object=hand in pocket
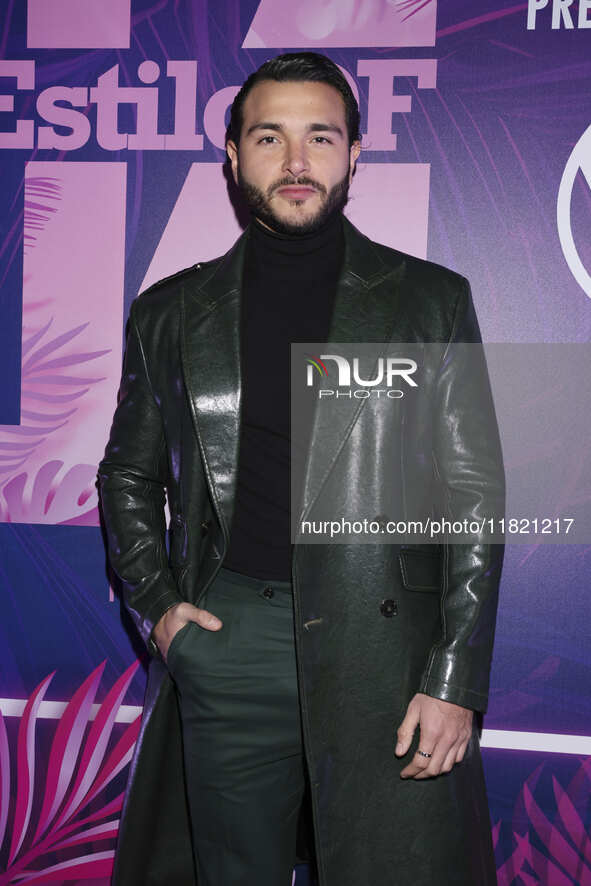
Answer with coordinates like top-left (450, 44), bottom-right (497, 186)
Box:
top-left (153, 601), bottom-right (223, 664)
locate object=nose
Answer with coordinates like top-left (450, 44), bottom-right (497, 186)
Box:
top-left (282, 142), bottom-right (310, 178)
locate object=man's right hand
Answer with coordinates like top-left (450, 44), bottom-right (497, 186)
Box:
top-left (153, 602), bottom-right (223, 663)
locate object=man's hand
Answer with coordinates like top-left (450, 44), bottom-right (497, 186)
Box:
top-left (153, 602), bottom-right (223, 663)
top-left (395, 692), bottom-right (473, 779)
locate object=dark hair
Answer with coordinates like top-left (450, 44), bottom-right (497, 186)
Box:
top-left (226, 51), bottom-right (361, 149)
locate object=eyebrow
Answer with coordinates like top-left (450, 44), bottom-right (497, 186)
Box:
top-left (245, 121), bottom-right (344, 138)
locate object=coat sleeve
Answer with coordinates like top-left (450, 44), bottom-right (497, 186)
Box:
top-left (418, 276), bottom-right (506, 713)
top-left (97, 298), bottom-right (184, 660)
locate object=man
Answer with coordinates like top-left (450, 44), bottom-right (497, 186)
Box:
top-left (99, 51), bottom-right (505, 886)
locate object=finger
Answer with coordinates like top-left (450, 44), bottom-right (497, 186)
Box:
top-left (395, 701), bottom-right (420, 756)
top-left (414, 732), bottom-right (463, 779)
top-left (412, 741), bottom-right (448, 779)
top-left (400, 736), bottom-right (437, 778)
top-left (195, 607), bottom-right (223, 630)
top-left (440, 743), bottom-right (461, 775)
top-left (400, 758), bottom-right (428, 778)
top-left (401, 750), bottom-right (432, 778)
top-left (410, 725), bottom-right (458, 778)
top-left (402, 717), bottom-right (439, 776)
top-left (455, 739), bottom-right (470, 763)
top-left (417, 735), bottom-right (460, 778)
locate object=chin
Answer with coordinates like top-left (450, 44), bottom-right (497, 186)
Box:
top-left (270, 209), bottom-right (327, 235)
top-left (280, 211), bottom-right (316, 226)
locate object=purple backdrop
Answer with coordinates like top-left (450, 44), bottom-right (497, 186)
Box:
top-left (1, 1), bottom-right (590, 883)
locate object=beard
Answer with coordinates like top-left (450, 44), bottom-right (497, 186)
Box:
top-left (236, 163), bottom-right (351, 236)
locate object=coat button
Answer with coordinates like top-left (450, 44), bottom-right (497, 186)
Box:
top-left (380, 599), bottom-right (398, 617)
top-left (263, 587), bottom-right (274, 598)
top-left (200, 520), bottom-right (210, 536)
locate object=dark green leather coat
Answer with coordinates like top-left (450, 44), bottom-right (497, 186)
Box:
top-left (98, 215), bottom-right (505, 886)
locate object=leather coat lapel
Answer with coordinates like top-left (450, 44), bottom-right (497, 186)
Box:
top-left (298, 217), bottom-right (407, 527)
top-left (180, 228), bottom-right (248, 539)
top-left (180, 215), bottom-right (407, 539)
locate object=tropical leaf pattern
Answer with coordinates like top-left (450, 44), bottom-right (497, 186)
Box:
top-left (0, 315), bottom-right (109, 521)
top-left (1, 661), bottom-right (588, 886)
top-left (494, 757), bottom-right (591, 885)
top-left (395, 0), bottom-right (435, 23)
top-left (0, 174), bottom-right (114, 525)
top-left (0, 662), bottom-right (141, 883)
top-left (23, 177), bottom-right (62, 261)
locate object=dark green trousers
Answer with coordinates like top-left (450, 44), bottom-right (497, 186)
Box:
top-left (167, 565), bottom-right (307, 886)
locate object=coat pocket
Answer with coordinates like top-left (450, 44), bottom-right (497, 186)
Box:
top-left (398, 548), bottom-right (441, 593)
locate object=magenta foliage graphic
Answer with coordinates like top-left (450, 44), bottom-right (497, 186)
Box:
top-left (0, 661), bottom-right (141, 883)
top-left (494, 758), bottom-right (591, 885)
top-left (0, 174), bottom-right (118, 526)
top-left (0, 314), bottom-right (109, 525)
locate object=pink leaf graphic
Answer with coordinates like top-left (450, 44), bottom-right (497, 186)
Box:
top-left (21, 323), bottom-right (91, 373)
top-left (396, 0), bottom-right (435, 23)
top-left (78, 713), bottom-right (141, 812)
top-left (21, 319), bottom-right (53, 359)
top-left (0, 663), bottom-right (141, 885)
top-left (21, 408), bottom-right (78, 422)
top-left (0, 461), bottom-right (100, 525)
top-left (32, 662), bottom-right (106, 844)
top-left (523, 782), bottom-right (591, 884)
top-left (33, 460), bottom-right (63, 514)
top-left (1, 425), bottom-right (64, 437)
top-left (22, 390), bottom-right (89, 405)
top-left (27, 349), bottom-right (111, 374)
top-left (52, 660), bottom-right (140, 829)
top-left (49, 818), bottom-right (119, 851)
top-left (552, 776), bottom-right (591, 868)
top-left (526, 838), bottom-right (578, 886)
top-left (15, 791), bottom-right (125, 875)
top-left (496, 831), bottom-right (532, 886)
top-left (63, 790), bottom-right (124, 831)
top-left (13, 849), bottom-right (115, 882)
top-left (24, 373), bottom-right (106, 385)
top-left (0, 306), bottom-right (111, 502)
top-left (8, 672), bottom-right (55, 866)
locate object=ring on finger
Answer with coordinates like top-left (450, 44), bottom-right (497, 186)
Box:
top-left (416, 749), bottom-right (433, 759)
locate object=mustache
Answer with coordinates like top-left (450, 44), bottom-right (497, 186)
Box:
top-left (270, 178), bottom-right (326, 195)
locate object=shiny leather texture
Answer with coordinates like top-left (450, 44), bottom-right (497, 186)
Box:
top-left (98, 215), bottom-right (505, 886)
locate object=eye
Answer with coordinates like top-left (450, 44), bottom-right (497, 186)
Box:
top-left (312, 136), bottom-right (332, 143)
top-left (257, 135), bottom-right (278, 144)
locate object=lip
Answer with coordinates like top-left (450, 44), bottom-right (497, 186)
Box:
top-left (276, 187), bottom-right (317, 198)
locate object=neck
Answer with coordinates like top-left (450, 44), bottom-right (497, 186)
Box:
top-left (247, 208), bottom-right (345, 273)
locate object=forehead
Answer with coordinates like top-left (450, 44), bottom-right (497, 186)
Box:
top-left (241, 79), bottom-right (347, 127)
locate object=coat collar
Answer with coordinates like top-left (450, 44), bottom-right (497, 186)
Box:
top-left (180, 214), bottom-right (408, 541)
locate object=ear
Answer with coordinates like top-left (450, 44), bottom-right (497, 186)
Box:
top-left (348, 140), bottom-right (362, 183)
top-left (226, 139), bottom-right (239, 185)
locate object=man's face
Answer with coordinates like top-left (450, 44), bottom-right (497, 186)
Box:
top-left (226, 79), bottom-right (361, 235)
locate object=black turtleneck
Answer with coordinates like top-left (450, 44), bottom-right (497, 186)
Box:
top-left (223, 210), bottom-right (345, 580)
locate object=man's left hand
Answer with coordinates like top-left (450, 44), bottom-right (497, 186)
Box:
top-left (395, 692), bottom-right (473, 779)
